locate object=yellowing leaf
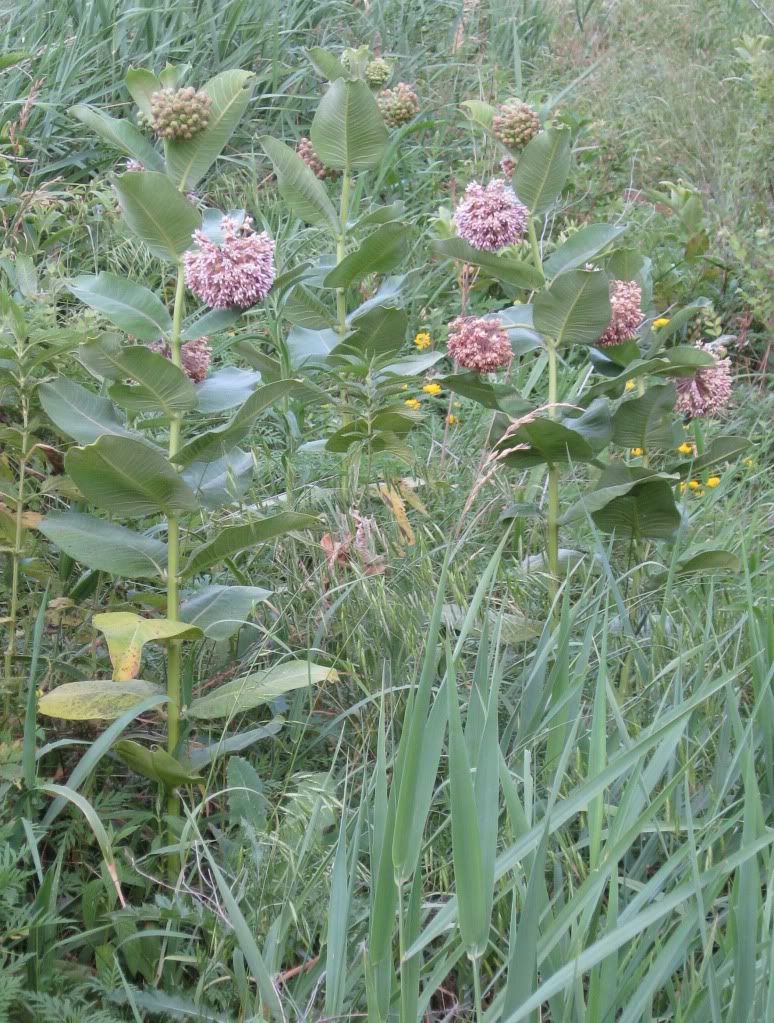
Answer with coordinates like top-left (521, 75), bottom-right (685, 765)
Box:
top-left (93, 611), bottom-right (202, 680)
top-left (378, 485), bottom-right (415, 546)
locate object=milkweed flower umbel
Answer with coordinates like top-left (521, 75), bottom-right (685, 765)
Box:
top-left (492, 99), bottom-right (540, 149)
top-left (674, 343), bottom-right (733, 418)
top-left (184, 215), bottom-right (275, 310)
top-left (453, 179), bottom-right (528, 252)
top-left (598, 279), bottom-right (643, 347)
top-left (447, 316), bottom-right (513, 373)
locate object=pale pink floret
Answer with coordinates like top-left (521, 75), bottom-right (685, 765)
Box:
top-left (447, 316), bottom-right (513, 373)
top-left (598, 279), bottom-right (643, 347)
top-left (675, 344), bottom-right (733, 418)
top-left (453, 179), bottom-right (528, 252)
top-left (184, 215), bottom-right (275, 310)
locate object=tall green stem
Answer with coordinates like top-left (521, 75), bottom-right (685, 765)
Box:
top-left (546, 339), bottom-right (560, 612)
top-left (335, 171), bottom-right (351, 337)
top-left (528, 217), bottom-right (542, 272)
top-left (165, 264), bottom-right (186, 836)
top-left (5, 392), bottom-right (29, 707)
top-left (472, 957), bottom-right (484, 1023)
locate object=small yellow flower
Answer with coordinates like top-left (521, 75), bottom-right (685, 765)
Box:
top-left (625, 380), bottom-right (636, 392)
top-left (688, 480), bottom-right (701, 490)
top-left (401, 383), bottom-right (409, 390)
top-left (630, 447), bottom-right (644, 456)
top-left (653, 317), bottom-right (671, 329)
top-left (404, 397), bottom-right (421, 410)
top-left (446, 414), bottom-right (458, 425)
top-left (453, 401), bottom-right (462, 408)
top-left (743, 457), bottom-right (754, 467)
top-left (677, 442), bottom-right (694, 455)
top-left (706, 475), bottom-right (721, 488)
top-left (422, 382), bottom-right (442, 396)
top-left (414, 331), bottom-right (431, 350)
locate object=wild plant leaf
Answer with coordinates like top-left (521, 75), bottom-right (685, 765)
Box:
top-left (187, 660), bottom-right (337, 719)
top-left (182, 511), bottom-right (319, 577)
top-left (180, 584), bottom-right (271, 641)
top-left (181, 306), bottom-right (241, 341)
top-left (93, 611), bottom-right (202, 680)
top-left (67, 435), bottom-right (198, 518)
top-left (667, 434), bottom-right (750, 477)
top-left (124, 67), bottom-right (160, 116)
top-left (194, 367), bottom-right (261, 413)
top-left (432, 238), bottom-right (545, 289)
top-left (311, 78), bottom-right (388, 171)
top-left (38, 511), bottom-right (167, 578)
top-left (499, 399), bottom-right (612, 467)
top-left (286, 326), bottom-right (340, 368)
top-left (563, 465), bottom-right (680, 540)
top-left (70, 104), bottom-right (165, 171)
top-left (109, 347), bottom-right (198, 416)
top-left (114, 171), bottom-right (201, 261)
top-left (612, 383), bottom-right (681, 450)
top-left (165, 69), bottom-right (255, 190)
top-left (306, 47), bottom-right (347, 80)
top-left (533, 268), bottom-right (612, 347)
top-left (38, 378), bottom-right (135, 445)
top-left (173, 379), bottom-right (301, 465)
top-left (324, 223), bottom-right (410, 289)
top-left (514, 125), bottom-right (572, 214)
top-left (68, 273), bottom-right (172, 340)
top-left (38, 679), bottom-right (163, 721)
top-left (181, 449), bottom-right (254, 509)
top-left (543, 224), bottom-right (627, 277)
top-left (260, 135), bottom-right (340, 233)
top-left (113, 739), bottom-right (201, 787)
top-left (345, 305), bottom-right (408, 355)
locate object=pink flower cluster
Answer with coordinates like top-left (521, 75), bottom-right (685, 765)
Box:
top-left (148, 337), bottom-right (211, 383)
top-left (598, 279), bottom-right (643, 347)
top-left (675, 344), bottom-right (733, 418)
top-left (453, 179), bottom-right (528, 252)
top-left (184, 215), bottom-right (275, 310)
top-left (447, 316), bottom-right (513, 373)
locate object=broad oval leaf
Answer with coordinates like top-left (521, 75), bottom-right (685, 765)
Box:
top-left (432, 237), bottom-right (545, 290)
top-left (181, 449), bottom-right (254, 509)
top-left (499, 400), bottom-right (612, 467)
top-left (68, 272), bottom-right (172, 340)
top-left (114, 171), bottom-right (201, 261)
top-left (543, 224), bottom-right (627, 278)
top-left (39, 679), bottom-right (163, 721)
top-left (67, 435), bottom-right (198, 518)
top-left (165, 69), bottom-right (254, 191)
top-left (181, 306), bottom-right (241, 341)
top-left (324, 223), bottom-right (410, 289)
top-left (514, 125), bottom-right (571, 215)
top-left (113, 739), bottom-right (201, 787)
top-left (173, 379), bottom-right (301, 466)
top-left (180, 584), bottom-right (272, 641)
top-left (260, 136), bottom-right (340, 233)
top-left (667, 434), bottom-right (750, 478)
top-left (612, 383), bottom-right (681, 450)
top-left (38, 511), bottom-right (167, 578)
top-left (533, 268), bottom-right (612, 347)
top-left (306, 47), bottom-right (347, 80)
top-left (563, 465), bottom-right (680, 540)
top-left (183, 511), bottom-right (320, 577)
top-left (195, 367), bottom-right (262, 413)
top-left (93, 611), bottom-right (202, 680)
top-left (286, 326), bottom-right (340, 369)
top-left (38, 379), bottom-right (134, 445)
top-left (441, 373), bottom-right (532, 414)
top-left (124, 67), bottom-right (159, 117)
top-left (109, 347), bottom-right (197, 416)
top-left (311, 78), bottom-right (388, 171)
top-left (345, 305), bottom-right (408, 356)
top-left (70, 104), bottom-right (164, 171)
top-left (187, 660), bottom-right (336, 719)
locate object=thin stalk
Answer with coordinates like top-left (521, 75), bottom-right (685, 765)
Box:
top-left (528, 217), bottom-right (542, 272)
top-left (5, 393), bottom-right (29, 708)
top-left (335, 171), bottom-right (351, 337)
top-left (165, 264), bottom-right (186, 841)
top-left (546, 339), bottom-right (560, 612)
top-left (472, 956), bottom-right (484, 1022)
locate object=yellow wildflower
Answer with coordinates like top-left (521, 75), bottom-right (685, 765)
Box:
top-left (688, 480), bottom-right (701, 490)
top-left (446, 414), bottom-right (458, 425)
top-left (400, 383), bottom-right (409, 390)
top-left (677, 442), bottom-right (694, 455)
top-left (422, 382), bottom-right (442, 396)
top-left (414, 331), bottom-right (431, 350)
top-left (453, 401), bottom-right (462, 408)
top-left (404, 397), bottom-right (421, 410)
top-left (653, 317), bottom-right (671, 329)
top-left (625, 380), bottom-right (636, 392)
top-left (743, 457), bottom-right (754, 467)
top-left (630, 447), bottom-right (644, 456)
top-left (706, 475), bottom-right (721, 488)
